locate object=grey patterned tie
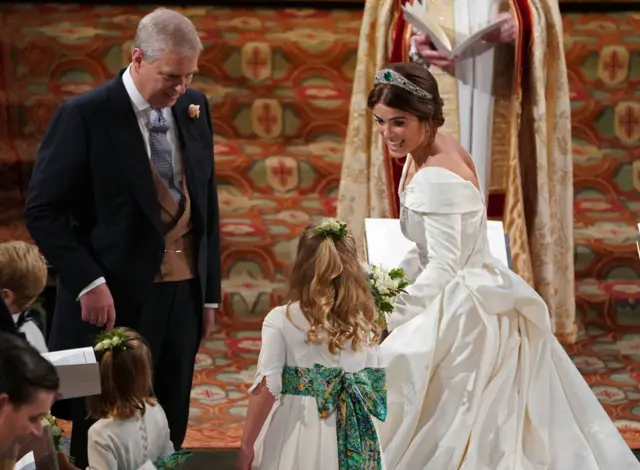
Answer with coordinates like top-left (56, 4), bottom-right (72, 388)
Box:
top-left (148, 108), bottom-right (182, 203)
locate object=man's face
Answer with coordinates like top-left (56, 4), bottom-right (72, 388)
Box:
top-left (131, 48), bottom-right (199, 109)
top-left (0, 390), bottom-right (56, 458)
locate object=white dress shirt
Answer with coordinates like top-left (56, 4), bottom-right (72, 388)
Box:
top-left (12, 313), bottom-right (48, 353)
top-left (78, 65), bottom-right (216, 309)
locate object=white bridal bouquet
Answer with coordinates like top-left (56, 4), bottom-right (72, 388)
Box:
top-left (41, 413), bottom-right (63, 450)
top-left (42, 412), bottom-right (75, 464)
top-left (366, 264), bottom-right (410, 329)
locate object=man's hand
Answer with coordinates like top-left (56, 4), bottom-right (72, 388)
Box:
top-left (414, 34), bottom-right (457, 70)
top-left (202, 307), bottom-right (216, 340)
top-left (482, 12), bottom-right (516, 44)
top-left (79, 283), bottom-right (115, 330)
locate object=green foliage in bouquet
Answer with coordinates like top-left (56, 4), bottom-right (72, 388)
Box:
top-left (42, 413), bottom-right (75, 464)
top-left (41, 413), bottom-right (63, 450)
top-left (368, 265), bottom-right (410, 329)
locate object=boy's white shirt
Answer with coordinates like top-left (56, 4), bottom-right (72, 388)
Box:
top-left (12, 314), bottom-right (48, 353)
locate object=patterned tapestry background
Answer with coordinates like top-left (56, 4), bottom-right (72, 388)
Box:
top-left (0, 4), bottom-right (639, 449)
top-left (563, 11), bottom-right (640, 449)
top-left (0, 4), bottom-right (360, 323)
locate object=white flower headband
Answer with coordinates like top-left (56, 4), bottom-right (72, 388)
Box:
top-left (94, 330), bottom-right (128, 352)
top-left (316, 218), bottom-right (348, 240)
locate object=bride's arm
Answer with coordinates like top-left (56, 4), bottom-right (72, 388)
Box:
top-left (388, 158), bottom-right (481, 330)
top-left (398, 243), bottom-right (421, 282)
top-left (388, 211), bottom-right (462, 330)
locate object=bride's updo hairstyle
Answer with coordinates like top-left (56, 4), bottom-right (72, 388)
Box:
top-left (286, 219), bottom-right (380, 354)
top-left (367, 62), bottom-right (445, 129)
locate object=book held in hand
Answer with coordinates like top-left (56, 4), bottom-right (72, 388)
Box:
top-left (42, 347), bottom-right (101, 400)
top-left (402, 0), bottom-right (509, 60)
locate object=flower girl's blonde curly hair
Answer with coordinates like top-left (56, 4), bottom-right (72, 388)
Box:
top-left (286, 219), bottom-right (380, 354)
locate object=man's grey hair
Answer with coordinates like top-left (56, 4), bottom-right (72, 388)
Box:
top-left (133, 8), bottom-right (203, 62)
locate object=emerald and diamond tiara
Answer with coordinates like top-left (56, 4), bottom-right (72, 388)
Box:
top-left (374, 68), bottom-right (433, 100)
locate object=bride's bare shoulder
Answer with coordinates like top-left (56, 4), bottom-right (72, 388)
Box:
top-left (426, 152), bottom-right (479, 189)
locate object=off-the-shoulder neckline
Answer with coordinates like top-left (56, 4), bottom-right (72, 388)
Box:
top-left (401, 165), bottom-right (481, 195)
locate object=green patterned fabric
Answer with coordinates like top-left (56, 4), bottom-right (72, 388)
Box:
top-left (281, 364), bottom-right (387, 470)
top-left (154, 450), bottom-right (193, 469)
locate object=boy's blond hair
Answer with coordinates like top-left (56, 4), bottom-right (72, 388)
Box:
top-left (0, 241), bottom-right (47, 312)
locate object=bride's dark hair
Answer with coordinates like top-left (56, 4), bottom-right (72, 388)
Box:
top-left (367, 62), bottom-right (445, 129)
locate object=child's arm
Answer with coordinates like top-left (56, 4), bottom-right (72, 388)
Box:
top-left (237, 381), bottom-right (276, 467)
top-left (237, 309), bottom-right (286, 468)
top-left (159, 406), bottom-right (176, 456)
top-left (87, 427), bottom-right (118, 470)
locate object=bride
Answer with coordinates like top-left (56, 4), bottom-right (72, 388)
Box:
top-left (370, 63), bottom-right (639, 469)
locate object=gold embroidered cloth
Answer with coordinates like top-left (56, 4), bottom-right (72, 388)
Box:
top-left (338, 0), bottom-right (576, 341)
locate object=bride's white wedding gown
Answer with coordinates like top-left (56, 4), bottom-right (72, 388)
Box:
top-left (378, 165), bottom-right (639, 469)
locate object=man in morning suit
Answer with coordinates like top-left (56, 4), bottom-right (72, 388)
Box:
top-left (24, 8), bottom-right (221, 466)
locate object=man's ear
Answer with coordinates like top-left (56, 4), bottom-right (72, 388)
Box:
top-left (0, 393), bottom-right (10, 411)
top-left (131, 48), bottom-right (144, 70)
top-left (0, 288), bottom-right (15, 307)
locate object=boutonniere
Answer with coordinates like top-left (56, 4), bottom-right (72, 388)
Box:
top-left (188, 104), bottom-right (200, 120)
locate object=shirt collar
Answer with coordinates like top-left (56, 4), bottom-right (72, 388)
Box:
top-left (123, 65), bottom-right (151, 113)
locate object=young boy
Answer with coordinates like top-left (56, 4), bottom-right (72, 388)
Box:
top-left (0, 241), bottom-right (48, 353)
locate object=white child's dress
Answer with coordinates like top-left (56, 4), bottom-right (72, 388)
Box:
top-left (87, 402), bottom-right (174, 470)
top-left (250, 302), bottom-right (386, 470)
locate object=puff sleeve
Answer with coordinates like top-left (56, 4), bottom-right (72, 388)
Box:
top-left (248, 307), bottom-right (287, 399)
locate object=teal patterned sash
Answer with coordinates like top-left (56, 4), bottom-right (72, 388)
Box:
top-left (281, 364), bottom-right (387, 470)
top-left (154, 450), bottom-right (193, 469)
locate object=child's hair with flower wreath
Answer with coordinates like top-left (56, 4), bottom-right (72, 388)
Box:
top-left (86, 327), bottom-right (156, 420)
top-left (286, 219), bottom-right (380, 354)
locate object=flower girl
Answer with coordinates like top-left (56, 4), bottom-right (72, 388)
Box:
top-left (236, 219), bottom-right (387, 470)
top-left (84, 328), bottom-right (192, 470)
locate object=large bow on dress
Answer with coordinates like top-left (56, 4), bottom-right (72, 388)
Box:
top-left (281, 364), bottom-right (387, 470)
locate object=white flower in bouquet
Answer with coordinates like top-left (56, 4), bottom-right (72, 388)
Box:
top-left (41, 412), bottom-right (63, 450)
top-left (367, 265), bottom-right (410, 329)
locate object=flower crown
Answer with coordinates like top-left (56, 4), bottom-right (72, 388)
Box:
top-left (316, 219), bottom-right (348, 240)
top-left (374, 68), bottom-right (433, 100)
top-left (94, 330), bottom-right (129, 352)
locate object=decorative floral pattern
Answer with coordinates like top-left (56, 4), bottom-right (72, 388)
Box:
top-left (154, 450), bottom-right (194, 469)
top-left (2, 3), bottom-right (640, 452)
top-left (0, 4), bottom-right (361, 325)
top-left (281, 364), bottom-right (387, 470)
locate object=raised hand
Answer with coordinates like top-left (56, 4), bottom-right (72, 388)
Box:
top-left (413, 34), bottom-right (457, 70)
top-left (482, 12), bottom-right (516, 44)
